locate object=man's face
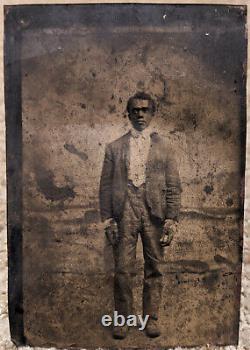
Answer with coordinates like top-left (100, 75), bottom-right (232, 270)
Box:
top-left (128, 98), bottom-right (154, 131)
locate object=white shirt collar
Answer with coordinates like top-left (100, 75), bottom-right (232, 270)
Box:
top-left (130, 127), bottom-right (153, 139)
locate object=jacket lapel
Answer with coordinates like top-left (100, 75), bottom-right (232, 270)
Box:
top-left (146, 132), bottom-right (159, 171)
top-left (122, 131), bottom-right (131, 176)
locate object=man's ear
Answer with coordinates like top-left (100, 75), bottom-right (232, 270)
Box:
top-left (124, 107), bottom-right (130, 119)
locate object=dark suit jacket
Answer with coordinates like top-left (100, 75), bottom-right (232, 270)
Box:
top-left (99, 131), bottom-right (181, 222)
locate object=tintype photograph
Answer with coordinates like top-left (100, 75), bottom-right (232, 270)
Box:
top-left (4, 4), bottom-right (247, 348)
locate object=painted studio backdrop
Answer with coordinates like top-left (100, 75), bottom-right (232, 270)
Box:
top-left (5, 4), bottom-right (246, 348)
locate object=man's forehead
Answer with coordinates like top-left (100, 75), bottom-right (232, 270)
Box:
top-left (131, 99), bottom-right (150, 108)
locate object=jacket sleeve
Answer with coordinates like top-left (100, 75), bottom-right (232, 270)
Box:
top-left (99, 144), bottom-right (114, 221)
top-left (165, 151), bottom-right (181, 221)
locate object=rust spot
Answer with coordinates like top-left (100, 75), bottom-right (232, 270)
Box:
top-left (203, 184), bottom-right (214, 194)
top-left (35, 165), bottom-right (75, 202)
top-left (64, 143), bottom-right (88, 161)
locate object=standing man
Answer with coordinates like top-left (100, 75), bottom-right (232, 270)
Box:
top-left (99, 92), bottom-right (181, 339)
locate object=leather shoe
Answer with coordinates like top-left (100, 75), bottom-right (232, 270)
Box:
top-left (113, 325), bottom-right (128, 339)
top-left (145, 318), bottom-right (161, 338)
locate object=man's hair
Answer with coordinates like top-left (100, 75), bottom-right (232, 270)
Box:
top-left (126, 92), bottom-right (156, 114)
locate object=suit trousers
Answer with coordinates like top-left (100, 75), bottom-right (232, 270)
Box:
top-left (113, 182), bottom-right (164, 319)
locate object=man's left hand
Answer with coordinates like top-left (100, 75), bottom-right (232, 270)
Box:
top-left (160, 219), bottom-right (178, 247)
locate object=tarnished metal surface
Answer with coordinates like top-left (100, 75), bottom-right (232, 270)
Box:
top-left (4, 4), bottom-right (247, 348)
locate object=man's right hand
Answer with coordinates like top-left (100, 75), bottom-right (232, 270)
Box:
top-left (103, 218), bottom-right (119, 246)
